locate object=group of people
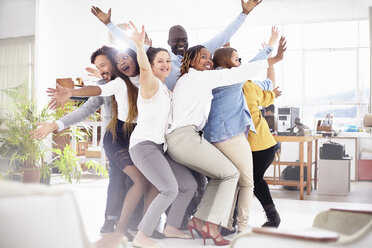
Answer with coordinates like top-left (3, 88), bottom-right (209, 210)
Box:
top-left (31, 0), bottom-right (287, 247)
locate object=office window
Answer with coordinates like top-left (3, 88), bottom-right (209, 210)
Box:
top-left (303, 21), bottom-right (358, 49)
top-left (359, 48), bottom-right (370, 103)
top-left (304, 50), bottom-right (357, 103)
top-left (0, 36), bottom-right (34, 115)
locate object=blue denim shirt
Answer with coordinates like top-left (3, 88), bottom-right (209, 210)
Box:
top-left (203, 46), bottom-right (273, 143)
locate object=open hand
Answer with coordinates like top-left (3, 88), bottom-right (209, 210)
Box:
top-left (46, 84), bottom-right (72, 110)
top-left (85, 67), bottom-right (102, 79)
top-left (268, 26), bottom-right (279, 47)
top-left (144, 32), bottom-right (152, 47)
top-left (125, 21), bottom-right (145, 47)
top-left (30, 122), bottom-right (58, 139)
top-left (273, 86), bottom-right (282, 98)
top-left (275, 36), bottom-right (287, 61)
top-left (242, 0), bottom-right (262, 15)
top-left (91, 6), bottom-right (111, 25)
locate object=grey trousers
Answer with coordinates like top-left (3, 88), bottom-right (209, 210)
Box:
top-left (129, 140), bottom-right (197, 236)
top-left (166, 125), bottom-right (240, 227)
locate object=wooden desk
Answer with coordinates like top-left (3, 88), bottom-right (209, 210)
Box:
top-left (265, 135), bottom-right (320, 200)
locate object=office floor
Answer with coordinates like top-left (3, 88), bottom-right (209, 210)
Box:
top-left (51, 174), bottom-right (372, 248)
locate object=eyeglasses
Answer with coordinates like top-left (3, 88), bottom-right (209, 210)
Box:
top-left (238, 58), bottom-right (242, 63)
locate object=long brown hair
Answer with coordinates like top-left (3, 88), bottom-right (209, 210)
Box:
top-left (179, 45), bottom-right (205, 78)
top-left (105, 48), bottom-right (139, 140)
top-left (212, 47), bottom-right (237, 69)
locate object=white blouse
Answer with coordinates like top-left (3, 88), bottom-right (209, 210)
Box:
top-left (168, 60), bottom-right (268, 133)
top-left (98, 76), bottom-right (139, 122)
top-left (129, 78), bottom-right (172, 149)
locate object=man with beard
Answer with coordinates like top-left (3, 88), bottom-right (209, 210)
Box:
top-left (33, 46), bottom-right (146, 238)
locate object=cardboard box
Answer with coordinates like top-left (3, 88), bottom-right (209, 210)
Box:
top-left (358, 159), bottom-right (372, 181)
top-left (318, 159), bottom-right (350, 196)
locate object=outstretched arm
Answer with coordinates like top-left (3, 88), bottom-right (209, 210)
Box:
top-left (126, 22), bottom-right (159, 99)
top-left (47, 85), bottom-right (102, 109)
top-left (31, 94), bottom-right (105, 139)
top-left (30, 122), bottom-right (58, 139)
top-left (202, 0), bottom-right (262, 54)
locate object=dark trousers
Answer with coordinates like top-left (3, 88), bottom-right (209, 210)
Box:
top-left (104, 157), bottom-right (127, 221)
top-left (102, 121), bottom-right (142, 229)
top-left (184, 171), bottom-right (207, 218)
top-left (104, 158), bottom-right (143, 229)
top-left (252, 145), bottom-right (276, 207)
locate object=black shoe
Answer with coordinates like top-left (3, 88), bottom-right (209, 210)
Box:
top-left (220, 227), bottom-right (237, 237)
top-left (151, 230), bottom-right (165, 239)
top-left (124, 230), bottom-right (134, 242)
top-left (262, 204), bottom-right (281, 227)
top-left (100, 219), bottom-right (117, 234)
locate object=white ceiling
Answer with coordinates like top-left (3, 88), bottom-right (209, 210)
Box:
top-left (0, 0), bottom-right (371, 39)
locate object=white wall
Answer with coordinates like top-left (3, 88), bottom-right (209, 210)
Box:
top-left (0, 0), bottom-right (35, 38)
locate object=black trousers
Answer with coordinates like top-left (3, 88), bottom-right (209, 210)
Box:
top-left (252, 145), bottom-right (276, 207)
top-left (103, 120), bottom-right (142, 229)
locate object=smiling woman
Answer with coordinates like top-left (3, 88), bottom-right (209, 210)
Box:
top-left (163, 43), bottom-right (282, 245)
top-left (124, 22), bottom-right (197, 248)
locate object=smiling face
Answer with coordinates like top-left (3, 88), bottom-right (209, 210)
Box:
top-left (168, 25), bottom-right (189, 56)
top-left (94, 54), bottom-right (116, 82)
top-left (150, 51), bottom-right (171, 81)
top-left (190, 48), bottom-right (213, 71)
top-left (230, 51), bottom-right (241, 67)
top-left (115, 52), bottom-right (137, 77)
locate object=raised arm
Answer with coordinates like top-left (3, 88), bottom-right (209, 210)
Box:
top-left (249, 26), bottom-right (279, 62)
top-left (126, 22), bottom-right (159, 99)
top-left (91, 6), bottom-right (148, 52)
top-left (202, 0), bottom-right (262, 54)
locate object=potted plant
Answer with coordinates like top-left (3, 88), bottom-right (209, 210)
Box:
top-left (51, 144), bottom-right (108, 183)
top-left (0, 86), bottom-right (50, 182)
top-left (0, 86), bottom-right (108, 183)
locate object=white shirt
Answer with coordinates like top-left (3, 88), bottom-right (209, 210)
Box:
top-left (168, 60), bottom-right (268, 133)
top-left (130, 78), bottom-right (172, 149)
top-left (98, 76), bottom-right (140, 123)
top-left (98, 77), bottom-right (130, 122)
